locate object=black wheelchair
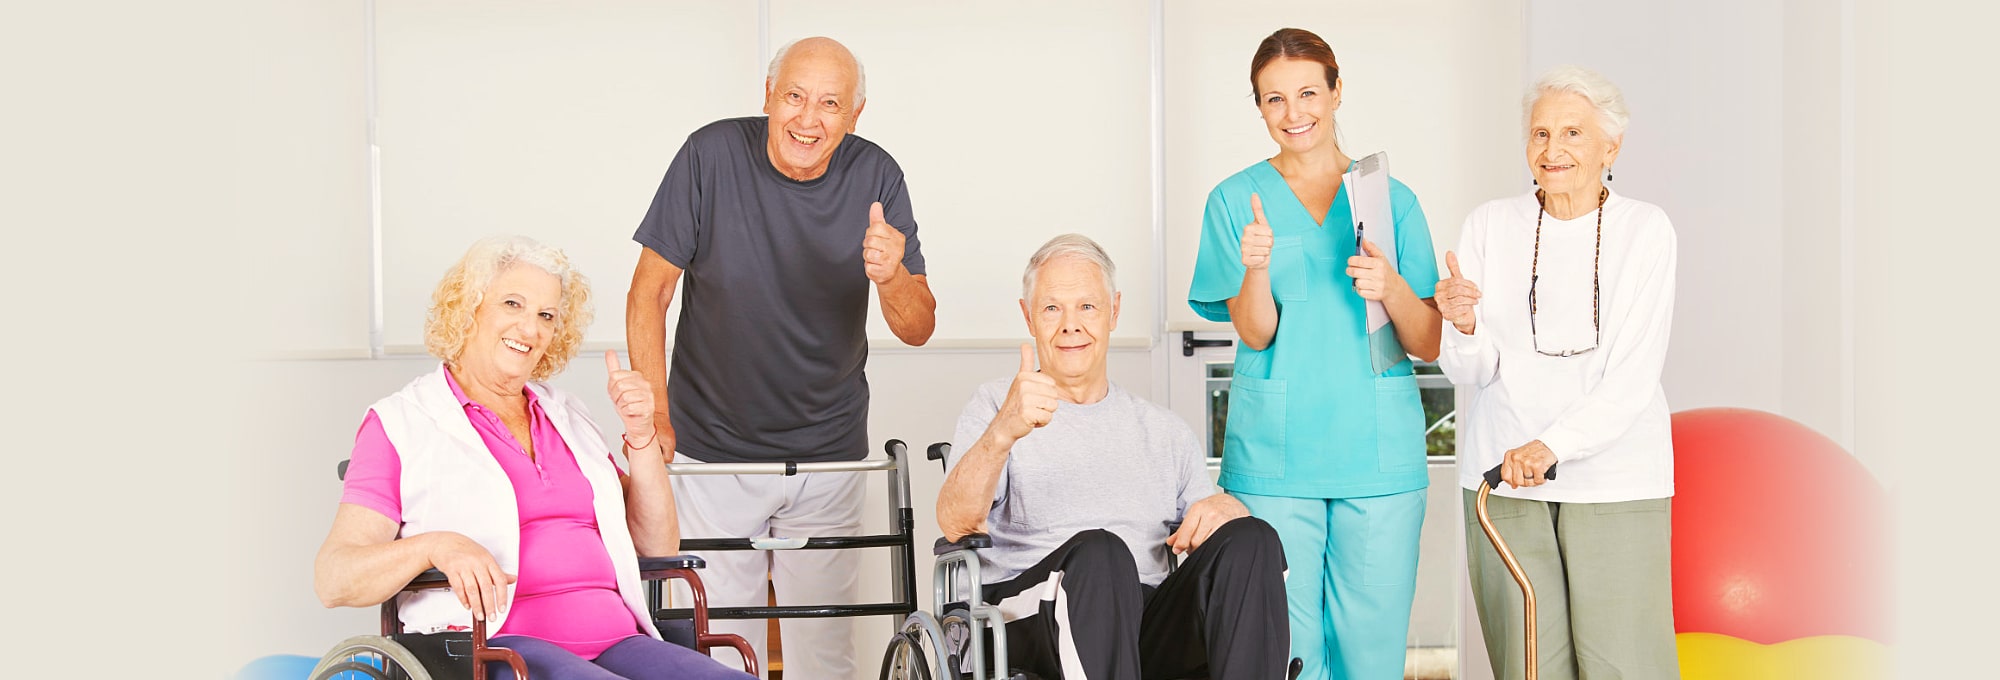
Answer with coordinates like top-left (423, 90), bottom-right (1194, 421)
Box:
top-left (308, 462), bottom-right (757, 680)
top-left (877, 444), bottom-right (1304, 680)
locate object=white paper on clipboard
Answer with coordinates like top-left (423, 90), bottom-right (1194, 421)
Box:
top-left (1345, 151), bottom-right (1405, 374)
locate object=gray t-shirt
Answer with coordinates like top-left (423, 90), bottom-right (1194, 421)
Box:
top-left (635, 117), bottom-right (924, 463)
top-left (948, 378), bottom-right (1218, 586)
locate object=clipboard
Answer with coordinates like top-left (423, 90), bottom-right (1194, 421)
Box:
top-left (1345, 151), bottom-right (1406, 374)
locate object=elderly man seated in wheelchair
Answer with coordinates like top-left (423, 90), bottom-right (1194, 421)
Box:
top-left (937, 234), bottom-right (1290, 680)
top-left (312, 235), bottom-right (755, 680)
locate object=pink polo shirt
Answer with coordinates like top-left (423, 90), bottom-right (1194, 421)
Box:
top-left (340, 370), bottom-right (643, 659)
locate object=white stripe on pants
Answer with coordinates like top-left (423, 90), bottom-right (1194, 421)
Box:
top-left (990, 572), bottom-right (1092, 680)
top-left (667, 456), bottom-right (863, 680)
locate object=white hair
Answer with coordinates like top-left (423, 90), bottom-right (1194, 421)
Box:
top-left (1023, 234), bottom-right (1118, 300)
top-left (1524, 65), bottom-right (1629, 139)
top-left (767, 38), bottom-right (867, 105)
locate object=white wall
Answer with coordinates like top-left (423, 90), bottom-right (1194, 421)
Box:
top-left (1851, 0), bottom-right (2000, 675)
top-left (1779, 0), bottom-right (1852, 455)
top-left (372, 0), bottom-right (760, 352)
top-left (242, 0), bottom-right (371, 357)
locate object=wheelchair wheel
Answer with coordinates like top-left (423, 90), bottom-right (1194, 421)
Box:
top-left (309, 635), bottom-right (432, 680)
top-left (878, 630), bottom-right (932, 680)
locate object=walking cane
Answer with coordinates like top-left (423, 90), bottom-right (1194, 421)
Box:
top-left (1474, 462), bottom-right (1556, 680)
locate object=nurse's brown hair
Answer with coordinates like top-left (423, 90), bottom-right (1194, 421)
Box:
top-left (1251, 28), bottom-right (1340, 98)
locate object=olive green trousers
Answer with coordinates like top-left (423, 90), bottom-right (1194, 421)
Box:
top-left (1462, 489), bottom-right (1681, 680)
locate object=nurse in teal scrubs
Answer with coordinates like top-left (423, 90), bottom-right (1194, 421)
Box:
top-left (1188, 28), bottom-right (1443, 680)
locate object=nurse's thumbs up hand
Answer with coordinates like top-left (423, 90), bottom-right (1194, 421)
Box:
top-left (993, 343), bottom-right (1060, 444)
top-left (1241, 194), bottom-right (1274, 270)
top-left (1437, 250), bottom-right (1483, 335)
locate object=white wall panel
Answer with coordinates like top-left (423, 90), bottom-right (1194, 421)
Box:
top-left (375, 0), bottom-right (759, 350)
top-left (242, 0), bottom-right (371, 356)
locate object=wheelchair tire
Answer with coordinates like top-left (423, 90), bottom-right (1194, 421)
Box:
top-left (309, 635), bottom-right (433, 680)
top-left (877, 631), bottom-right (932, 680)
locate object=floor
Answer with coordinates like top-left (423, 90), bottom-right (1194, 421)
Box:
top-left (1406, 646), bottom-right (1457, 680)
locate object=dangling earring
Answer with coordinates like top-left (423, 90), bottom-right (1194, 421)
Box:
top-left (1606, 167), bottom-right (1614, 182)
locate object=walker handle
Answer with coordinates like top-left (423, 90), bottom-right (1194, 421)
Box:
top-left (1483, 462), bottom-right (1558, 488)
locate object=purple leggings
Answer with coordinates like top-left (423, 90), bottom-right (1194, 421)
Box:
top-left (486, 635), bottom-right (755, 680)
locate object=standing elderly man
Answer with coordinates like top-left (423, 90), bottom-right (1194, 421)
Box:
top-left (938, 234), bottom-right (1290, 680)
top-left (626, 37), bottom-right (936, 678)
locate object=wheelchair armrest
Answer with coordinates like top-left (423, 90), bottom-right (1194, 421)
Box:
top-left (638, 554), bottom-right (705, 572)
top-left (934, 533), bottom-right (991, 555)
top-left (407, 568), bottom-right (448, 589)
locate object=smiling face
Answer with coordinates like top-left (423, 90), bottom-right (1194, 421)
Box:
top-left (1255, 57), bottom-right (1341, 156)
top-left (1526, 90), bottom-right (1622, 197)
top-left (1020, 255), bottom-right (1120, 386)
top-left (458, 263), bottom-right (563, 385)
top-left (762, 38), bottom-right (864, 181)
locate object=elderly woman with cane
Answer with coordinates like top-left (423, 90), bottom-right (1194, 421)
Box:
top-left (1437, 66), bottom-right (1681, 680)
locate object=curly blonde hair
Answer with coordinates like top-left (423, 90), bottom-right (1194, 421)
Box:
top-left (423, 235), bottom-right (594, 382)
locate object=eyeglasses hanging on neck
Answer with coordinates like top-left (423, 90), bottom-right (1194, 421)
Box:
top-left (1529, 188), bottom-right (1606, 358)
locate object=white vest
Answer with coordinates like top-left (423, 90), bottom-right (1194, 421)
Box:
top-left (369, 365), bottom-right (661, 639)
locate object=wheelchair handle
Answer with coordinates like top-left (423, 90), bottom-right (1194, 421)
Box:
top-left (1482, 462), bottom-right (1558, 489)
top-left (926, 442), bottom-right (952, 473)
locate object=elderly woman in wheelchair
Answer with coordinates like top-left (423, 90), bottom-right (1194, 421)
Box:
top-left (898, 235), bottom-right (1294, 680)
top-left (312, 236), bottom-right (755, 680)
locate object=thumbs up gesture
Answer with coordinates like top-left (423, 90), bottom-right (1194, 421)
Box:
top-left (604, 350), bottom-right (658, 450)
top-left (1437, 251), bottom-right (1483, 335)
top-left (1240, 193), bottom-right (1275, 270)
top-left (993, 343), bottom-right (1061, 443)
top-left (863, 201), bottom-right (907, 285)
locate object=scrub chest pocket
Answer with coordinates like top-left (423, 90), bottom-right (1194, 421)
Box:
top-left (1269, 236), bottom-right (1309, 302)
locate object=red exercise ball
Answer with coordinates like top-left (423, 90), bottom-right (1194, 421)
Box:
top-left (1670, 407), bottom-right (1889, 644)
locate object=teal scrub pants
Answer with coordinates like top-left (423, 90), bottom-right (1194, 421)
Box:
top-left (1237, 488), bottom-right (1426, 680)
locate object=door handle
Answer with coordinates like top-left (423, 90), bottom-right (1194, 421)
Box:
top-left (1181, 331), bottom-right (1234, 357)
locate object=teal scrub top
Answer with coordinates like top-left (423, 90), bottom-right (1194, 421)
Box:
top-left (1188, 160), bottom-right (1440, 499)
